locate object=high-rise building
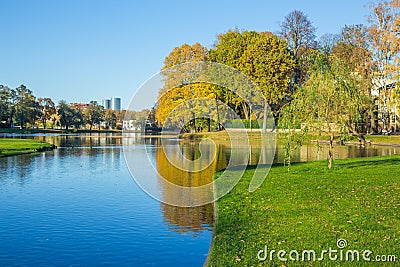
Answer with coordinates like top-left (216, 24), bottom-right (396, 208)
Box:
top-left (102, 99), bottom-right (111, 109)
top-left (111, 97), bottom-right (121, 111)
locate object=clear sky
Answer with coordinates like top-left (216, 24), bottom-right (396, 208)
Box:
top-left (0, 0), bottom-right (372, 109)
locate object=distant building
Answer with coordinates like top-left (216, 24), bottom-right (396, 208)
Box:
top-left (123, 120), bottom-right (139, 131)
top-left (102, 99), bottom-right (111, 110)
top-left (111, 97), bottom-right (121, 111)
top-left (71, 102), bottom-right (89, 111)
top-left (371, 79), bottom-right (398, 132)
top-left (101, 97), bottom-right (121, 111)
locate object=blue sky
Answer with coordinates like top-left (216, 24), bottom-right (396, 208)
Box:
top-left (0, 0), bottom-right (372, 109)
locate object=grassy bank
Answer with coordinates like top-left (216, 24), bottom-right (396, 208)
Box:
top-left (180, 131), bottom-right (400, 147)
top-left (0, 128), bottom-right (123, 134)
top-left (0, 138), bottom-right (56, 157)
top-left (207, 155), bottom-right (399, 266)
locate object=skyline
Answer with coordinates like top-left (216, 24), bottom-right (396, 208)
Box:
top-left (1, 0), bottom-right (371, 109)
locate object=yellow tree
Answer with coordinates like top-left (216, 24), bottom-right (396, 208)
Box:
top-left (156, 43), bottom-right (217, 132)
top-left (332, 24), bottom-right (376, 133)
top-left (368, 0), bottom-right (400, 131)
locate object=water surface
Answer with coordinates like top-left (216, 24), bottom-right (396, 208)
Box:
top-left (0, 134), bottom-right (213, 266)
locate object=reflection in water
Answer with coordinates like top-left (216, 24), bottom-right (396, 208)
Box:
top-left (155, 142), bottom-right (215, 233)
top-left (275, 143), bottom-right (400, 163)
top-left (3, 133), bottom-right (400, 237)
top-left (0, 135), bottom-right (213, 266)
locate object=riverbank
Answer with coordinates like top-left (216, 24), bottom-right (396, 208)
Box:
top-left (207, 155), bottom-right (399, 266)
top-left (0, 128), bottom-right (123, 134)
top-left (0, 138), bottom-right (56, 157)
top-left (180, 131), bottom-right (400, 146)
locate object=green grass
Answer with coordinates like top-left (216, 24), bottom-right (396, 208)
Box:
top-left (0, 128), bottom-right (122, 134)
top-left (364, 135), bottom-right (400, 145)
top-left (0, 138), bottom-right (56, 157)
top-left (207, 155), bottom-right (400, 266)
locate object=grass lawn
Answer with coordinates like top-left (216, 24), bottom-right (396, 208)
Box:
top-left (364, 135), bottom-right (400, 145)
top-left (207, 155), bottom-right (400, 266)
top-left (0, 138), bottom-right (56, 157)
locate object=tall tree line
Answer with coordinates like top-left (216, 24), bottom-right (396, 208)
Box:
top-left (0, 84), bottom-right (122, 130)
top-left (155, 0), bottom-right (399, 135)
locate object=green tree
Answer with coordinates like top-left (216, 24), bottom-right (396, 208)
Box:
top-left (238, 33), bottom-right (296, 121)
top-left (57, 100), bottom-right (75, 131)
top-left (38, 97), bottom-right (56, 129)
top-left (280, 54), bottom-right (371, 169)
top-left (14, 85), bottom-right (40, 128)
top-left (0, 86), bottom-right (12, 127)
top-left (104, 109), bottom-right (117, 129)
top-left (71, 106), bottom-right (85, 130)
top-left (84, 101), bottom-right (104, 131)
top-left (210, 30), bottom-right (295, 130)
top-left (209, 30), bottom-right (260, 118)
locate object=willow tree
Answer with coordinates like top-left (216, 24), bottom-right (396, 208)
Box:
top-left (280, 53), bottom-right (371, 169)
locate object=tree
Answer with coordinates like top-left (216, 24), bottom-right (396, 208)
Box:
top-left (0, 86), bottom-right (12, 127)
top-left (368, 0), bottom-right (400, 131)
top-left (84, 101), bottom-right (104, 131)
top-left (38, 97), bottom-right (56, 129)
top-left (209, 30), bottom-right (260, 119)
top-left (57, 100), bottom-right (75, 131)
top-left (318, 33), bottom-right (340, 55)
top-left (279, 10), bottom-right (316, 86)
top-left (332, 24), bottom-right (376, 133)
top-left (13, 85), bottom-right (40, 128)
top-left (104, 109), bottom-right (117, 129)
top-left (280, 54), bottom-right (371, 169)
top-left (210, 30), bottom-right (295, 126)
top-left (156, 43), bottom-right (216, 131)
top-left (238, 33), bottom-right (296, 122)
top-left (71, 106), bottom-right (85, 130)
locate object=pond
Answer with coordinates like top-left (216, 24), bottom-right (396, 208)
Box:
top-left (0, 133), bottom-right (398, 266)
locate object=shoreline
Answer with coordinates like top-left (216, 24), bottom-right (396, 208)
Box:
top-left (0, 138), bottom-right (57, 158)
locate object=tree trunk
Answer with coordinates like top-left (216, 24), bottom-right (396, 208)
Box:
top-left (215, 97), bottom-right (221, 131)
top-left (262, 100), bottom-right (268, 133)
top-left (242, 102), bottom-right (249, 120)
top-left (328, 132), bottom-right (334, 169)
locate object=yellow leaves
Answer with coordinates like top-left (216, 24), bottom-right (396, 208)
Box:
top-left (156, 83), bottom-right (216, 125)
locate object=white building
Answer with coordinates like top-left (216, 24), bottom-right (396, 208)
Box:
top-left (123, 120), bottom-right (139, 131)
